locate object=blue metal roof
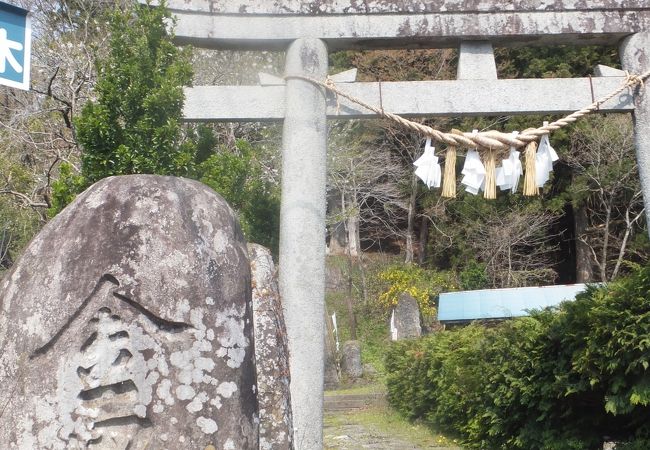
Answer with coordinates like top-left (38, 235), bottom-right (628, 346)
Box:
top-left (437, 284), bottom-right (588, 322)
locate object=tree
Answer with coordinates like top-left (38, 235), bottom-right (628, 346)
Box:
top-left (427, 192), bottom-right (560, 288)
top-left (0, 0), bottom-right (119, 273)
top-left (0, 1), bottom-right (283, 273)
top-left (49, 2), bottom-right (282, 251)
top-left (198, 139), bottom-right (280, 254)
top-left (327, 48), bottom-right (455, 261)
top-left (494, 44), bottom-right (631, 282)
top-left (327, 120), bottom-right (409, 256)
top-left (51, 0), bottom-right (195, 211)
top-left (566, 115), bottom-right (648, 281)
top-left (467, 205), bottom-right (560, 288)
top-left (381, 122), bottom-right (448, 264)
top-left (11, 0), bottom-right (120, 201)
top-left (327, 121), bottom-right (409, 337)
top-left (0, 154), bottom-right (42, 275)
top-left (495, 45), bottom-right (620, 79)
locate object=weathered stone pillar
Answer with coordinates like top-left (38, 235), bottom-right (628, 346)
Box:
top-left (279, 37), bottom-right (328, 449)
top-left (620, 32), bottom-right (650, 235)
top-left (249, 244), bottom-right (293, 450)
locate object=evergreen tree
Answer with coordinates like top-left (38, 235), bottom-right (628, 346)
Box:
top-left (198, 140), bottom-right (280, 254)
top-left (51, 1), bottom-right (195, 212)
top-left (47, 2), bottom-right (281, 252)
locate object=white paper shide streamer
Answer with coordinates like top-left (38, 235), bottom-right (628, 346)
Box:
top-left (331, 312), bottom-right (339, 352)
top-left (461, 150), bottom-right (486, 195)
top-left (496, 131), bottom-right (523, 193)
top-left (412, 127), bottom-right (558, 196)
top-left (390, 309), bottom-right (398, 341)
top-left (535, 132), bottom-right (559, 188)
top-left (414, 138), bottom-right (442, 189)
top-left (461, 130), bottom-right (485, 195)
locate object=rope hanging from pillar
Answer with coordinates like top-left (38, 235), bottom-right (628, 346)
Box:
top-left (286, 69), bottom-right (650, 198)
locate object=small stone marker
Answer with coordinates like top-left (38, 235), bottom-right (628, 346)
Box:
top-left (340, 340), bottom-right (363, 379)
top-left (0, 175), bottom-right (257, 449)
top-left (362, 363), bottom-right (378, 379)
top-left (248, 243), bottom-right (293, 450)
top-left (392, 292), bottom-right (422, 340)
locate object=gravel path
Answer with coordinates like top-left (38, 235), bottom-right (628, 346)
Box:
top-left (324, 418), bottom-right (458, 449)
top-left (323, 392), bottom-right (462, 450)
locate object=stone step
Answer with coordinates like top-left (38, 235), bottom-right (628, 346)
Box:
top-left (324, 393), bottom-right (386, 412)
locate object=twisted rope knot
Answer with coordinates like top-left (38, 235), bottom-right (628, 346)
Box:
top-left (625, 71), bottom-right (645, 87)
top-left (324, 75), bottom-right (336, 90)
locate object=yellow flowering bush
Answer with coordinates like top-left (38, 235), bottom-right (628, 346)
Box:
top-left (377, 265), bottom-right (456, 319)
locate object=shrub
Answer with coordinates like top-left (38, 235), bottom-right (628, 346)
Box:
top-left (616, 439), bottom-right (650, 450)
top-left (386, 264), bottom-right (650, 449)
top-left (198, 140), bottom-right (280, 254)
top-left (377, 265), bottom-right (456, 319)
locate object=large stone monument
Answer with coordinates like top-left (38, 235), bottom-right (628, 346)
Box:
top-left (0, 175), bottom-right (258, 449)
top-left (248, 243), bottom-right (293, 450)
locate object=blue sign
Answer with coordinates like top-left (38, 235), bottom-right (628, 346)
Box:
top-left (0, 2), bottom-right (30, 90)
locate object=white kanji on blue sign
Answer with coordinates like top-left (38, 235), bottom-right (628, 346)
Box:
top-left (0, 2), bottom-right (30, 90)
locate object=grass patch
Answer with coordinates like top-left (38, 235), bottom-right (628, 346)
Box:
top-left (325, 404), bottom-right (462, 449)
top-left (325, 382), bottom-right (386, 396)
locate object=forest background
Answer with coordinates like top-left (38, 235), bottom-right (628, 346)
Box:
top-left (0, 0), bottom-right (648, 343)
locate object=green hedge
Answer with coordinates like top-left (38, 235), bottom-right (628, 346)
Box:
top-left (385, 265), bottom-right (650, 449)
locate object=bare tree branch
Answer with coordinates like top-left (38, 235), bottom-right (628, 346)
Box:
top-left (567, 115), bottom-right (647, 281)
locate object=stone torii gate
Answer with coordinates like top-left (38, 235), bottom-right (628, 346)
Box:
top-left (164, 1), bottom-right (650, 448)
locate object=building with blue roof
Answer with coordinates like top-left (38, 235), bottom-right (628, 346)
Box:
top-left (437, 284), bottom-right (589, 324)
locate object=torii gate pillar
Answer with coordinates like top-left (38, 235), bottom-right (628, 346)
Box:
top-left (620, 32), bottom-right (650, 233)
top-left (279, 37), bottom-right (328, 449)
